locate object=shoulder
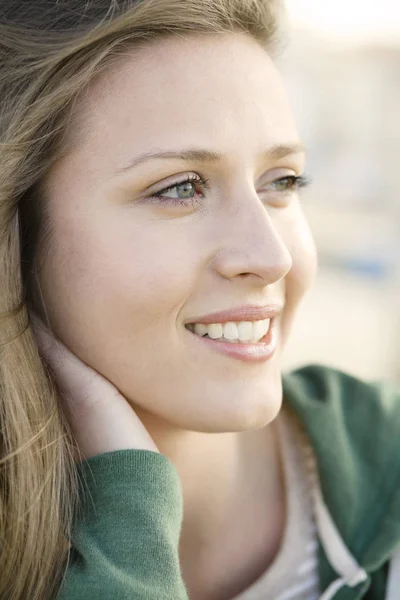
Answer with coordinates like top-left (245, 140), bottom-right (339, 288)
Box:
top-left (282, 364), bottom-right (400, 558)
top-left (282, 363), bottom-right (400, 439)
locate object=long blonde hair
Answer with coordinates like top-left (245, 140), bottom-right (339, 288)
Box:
top-left (0, 1), bottom-right (281, 598)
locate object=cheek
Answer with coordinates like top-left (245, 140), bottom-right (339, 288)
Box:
top-left (279, 207), bottom-right (317, 341)
top-left (39, 213), bottom-right (200, 354)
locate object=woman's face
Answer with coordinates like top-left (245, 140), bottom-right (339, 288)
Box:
top-left (38, 33), bottom-right (317, 433)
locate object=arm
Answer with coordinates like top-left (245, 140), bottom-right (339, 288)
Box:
top-left (29, 314), bottom-right (188, 599)
top-left (58, 450), bottom-right (189, 600)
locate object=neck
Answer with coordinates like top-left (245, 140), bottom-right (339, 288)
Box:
top-left (135, 408), bottom-right (286, 600)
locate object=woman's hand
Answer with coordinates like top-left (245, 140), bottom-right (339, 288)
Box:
top-left (29, 312), bottom-right (158, 460)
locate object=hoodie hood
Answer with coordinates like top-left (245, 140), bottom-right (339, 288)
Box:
top-left (282, 365), bottom-right (400, 599)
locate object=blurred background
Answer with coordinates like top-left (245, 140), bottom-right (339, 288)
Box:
top-left (279, 0), bottom-right (400, 382)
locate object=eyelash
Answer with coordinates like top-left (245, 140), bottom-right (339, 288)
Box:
top-left (265, 174), bottom-right (311, 193)
top-left (149, 174), bottom-right (210, 207)
top-left (148, 173), bottom-right (311, 207)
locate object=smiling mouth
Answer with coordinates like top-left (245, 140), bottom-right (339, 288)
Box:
top-left (185, 318), bottom-right (271, 344)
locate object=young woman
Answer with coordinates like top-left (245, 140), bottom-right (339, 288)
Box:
top-left (0, 1), bottom-right (399, 599)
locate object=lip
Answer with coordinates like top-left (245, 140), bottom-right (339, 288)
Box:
top-left (185, 303), bottom-right (283, 325)
top-left (185, 316), bottom-right (278, 363)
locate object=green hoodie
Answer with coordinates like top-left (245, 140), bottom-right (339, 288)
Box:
top-left (57, 365), bottom-right (400, 600)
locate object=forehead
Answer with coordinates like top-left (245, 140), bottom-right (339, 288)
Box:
top-left (66, 33), bottom-right (299, 173)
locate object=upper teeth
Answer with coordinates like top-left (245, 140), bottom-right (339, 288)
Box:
top-left (187, 319), bottom-right (271, 343)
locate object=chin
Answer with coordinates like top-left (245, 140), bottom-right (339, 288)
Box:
top-left (161, 368), bottom-right (284, 435)
top-left (209, 379), bottom-right (282, 433)
top-left (118, 352), bottom-right (284, 436)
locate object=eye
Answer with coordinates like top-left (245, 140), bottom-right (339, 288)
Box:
top-left (149, 174), bottom-right (210, 207)
top-left (265, 174), bottom-right (310, 193)
top-left (259, 174), bottom-right (311, 207)
top-left (159, 181), bottom-right (196, 200)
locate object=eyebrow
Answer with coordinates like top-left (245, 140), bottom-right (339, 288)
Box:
top-left (117, 143), bottom-right (306, 173)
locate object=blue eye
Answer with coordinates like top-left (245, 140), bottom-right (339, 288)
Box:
top-left (149, 174), bottom-right (209, 207)
top-left (166, 181), bottom-right (197, 199)
top-left (145, 173), bottom-right (311, 209)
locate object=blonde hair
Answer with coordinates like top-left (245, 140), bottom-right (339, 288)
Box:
top-left (0, 1), bottom-right (282, 598)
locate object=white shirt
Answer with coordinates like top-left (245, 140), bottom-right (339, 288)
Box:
top-left (233, 407), bottom-right (320, 600)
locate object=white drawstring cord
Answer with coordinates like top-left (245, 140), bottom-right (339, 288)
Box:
top-left (313, 483), bottom-right (367, 585)
top-left (299, 424), bottom-right (398, 600)
top-left (319, 577), bottom-right (348, 600)
top-left (321, 547), bottom-right (400, 600)
top-left (309, 455), bottom-right (368, 599)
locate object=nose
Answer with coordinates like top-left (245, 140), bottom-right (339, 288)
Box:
top-left (211, 190), bottom-right (292, 286)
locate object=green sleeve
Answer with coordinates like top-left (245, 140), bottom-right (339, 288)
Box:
top-left (57, 450), bottom-right (189, 600)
